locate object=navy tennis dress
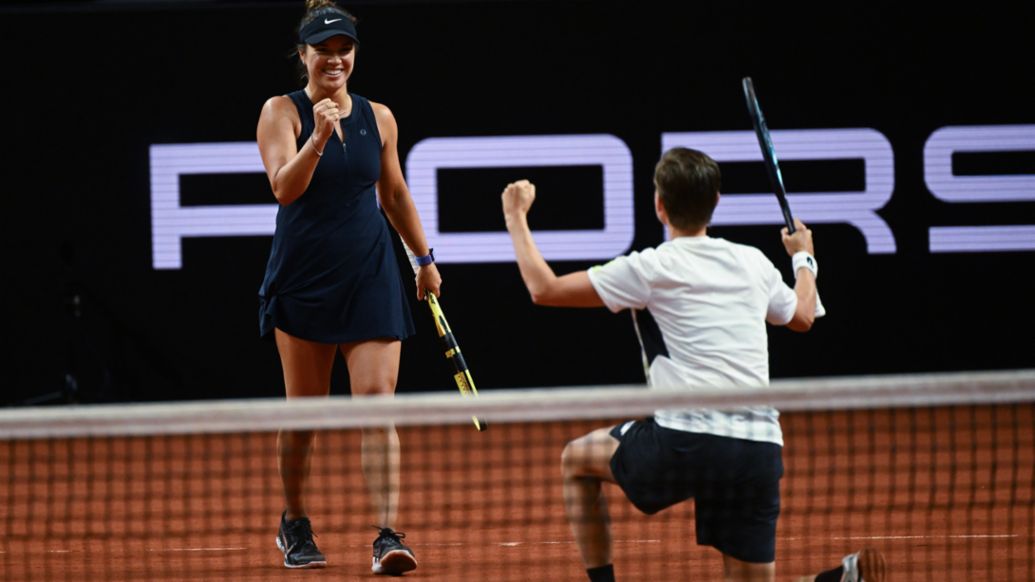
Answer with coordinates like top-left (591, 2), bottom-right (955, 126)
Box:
top-left (258, 91), bottom-right (415, 343)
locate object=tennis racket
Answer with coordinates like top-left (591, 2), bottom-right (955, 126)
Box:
top-left (741, 76), bottom-right (826, 317)
top-left (402, 242), bottom-right (485, 431)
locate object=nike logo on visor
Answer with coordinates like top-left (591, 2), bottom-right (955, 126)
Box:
top-left (324, 18), bottom-right (342, 24)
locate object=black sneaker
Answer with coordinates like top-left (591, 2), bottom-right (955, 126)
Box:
top-left (371, 527), bottom-right (417, 575)
top-left (275, 511), bottom-right (327, 569)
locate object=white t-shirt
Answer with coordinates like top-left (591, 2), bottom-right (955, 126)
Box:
top-left (587, 236), bottom-right (797, 446)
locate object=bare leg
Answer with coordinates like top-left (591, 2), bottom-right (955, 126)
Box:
top-left (360, 426), bottom-right (401, 528)
top-left (561, 427), bottom-right (621, 569)
top-left (278, 430), bottom-right (316, 520)
top-left (721, 553), bottom-right (775, 582)
top-left (275, 329), bottom-right (336, 520)
top-left (341, 339), bottom-right (402, 529)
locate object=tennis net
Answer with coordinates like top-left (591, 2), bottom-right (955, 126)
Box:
top-left (1, 369), bottom-right (1033, 581)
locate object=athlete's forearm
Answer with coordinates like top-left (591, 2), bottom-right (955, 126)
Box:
top-left (505, 212), bottom-right (559, 303)
top-left (789, 271), bottom-right (817, 332)
top-left (381, 188), bottom-right (431, 257)
top-left (269, 145), bottom-right (321, 205)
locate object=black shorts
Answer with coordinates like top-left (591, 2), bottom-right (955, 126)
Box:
top-left (608, 418), bottom-right (783, 564)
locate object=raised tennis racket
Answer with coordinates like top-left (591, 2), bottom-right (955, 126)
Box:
top-left (402, 242), bottom-right (485, 431)
top-left (742, 76), bottom-right (826, 317)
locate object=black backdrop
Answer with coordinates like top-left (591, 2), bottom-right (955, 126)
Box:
top-left (3, 0), bottom-right (1033, 404)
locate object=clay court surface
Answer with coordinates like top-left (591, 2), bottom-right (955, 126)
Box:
top-left (2, 404), bottom-right (1032, 580)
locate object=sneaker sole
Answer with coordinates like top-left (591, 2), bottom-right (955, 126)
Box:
top-left (275, 536), bottom-right (327, 569)
top-left (372, 549), bottom-right (418, 575)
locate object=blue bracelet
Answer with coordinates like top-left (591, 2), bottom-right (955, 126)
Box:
top-left (415, 248), bottom-right (435, 267)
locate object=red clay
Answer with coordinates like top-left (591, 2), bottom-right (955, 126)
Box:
top-left (1, 404), bottom-right (1031, 580)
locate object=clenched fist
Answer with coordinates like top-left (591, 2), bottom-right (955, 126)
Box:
top-left (502, 179), bottom-right (536, 220)
top-left (311, 98), bottom-right (342, 148)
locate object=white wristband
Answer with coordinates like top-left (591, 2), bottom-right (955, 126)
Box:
top-left (791, 251), bottom-right (818, 280)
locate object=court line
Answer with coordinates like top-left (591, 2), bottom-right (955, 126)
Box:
top-left (18, 533), bottom-right (1020, 556)
top-left (409, 539), bottom-right (660, 548)
top-left (0, 547), bottom-right (248, 555)
top-left (497, 539), bottom-right (660, 547)
top-left (494, 534), bottom-right (1023, 547)
top-left (835, 534), bottom-right (1019, 541)
top-left (147, 547), bottom-right (248, 552)
top-left (782, 534), bottom-right (1019, 541)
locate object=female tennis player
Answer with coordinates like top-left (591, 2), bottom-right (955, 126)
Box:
top-left (256, 0), bottom-right (437, 574)
top-left (501, 147), bottom-right (886, 582)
